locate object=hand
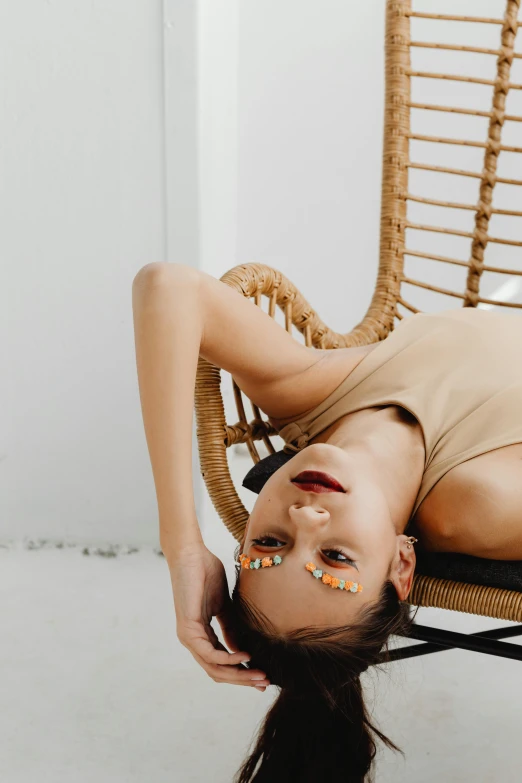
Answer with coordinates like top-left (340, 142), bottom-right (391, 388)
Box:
top-left (167, 541), bottom-right (270, 689)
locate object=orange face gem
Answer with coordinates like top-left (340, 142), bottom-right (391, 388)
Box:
top-left (305, 562), bottom-right (316, 572)
top-left (345, 581), bottom-right (354, 589)
top-left (261, 557), bottom-right (273, 568)
top-left (241, 558), bottom-right (251, 569)
top-left (330, 577), bottom-right (341, 589)
top-left (322, 573), bottom-right (332, 585)
top-left (357, 584), bottom-right (363, 592)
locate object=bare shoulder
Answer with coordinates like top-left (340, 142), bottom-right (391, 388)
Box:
top-left (414, 444), bottom-right (522, 559)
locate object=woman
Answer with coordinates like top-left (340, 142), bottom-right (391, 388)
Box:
top-left (131, 261), bottom-right (522, 782)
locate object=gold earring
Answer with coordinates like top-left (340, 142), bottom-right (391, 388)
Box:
top-left (406, 536), bottom-right (418, 549)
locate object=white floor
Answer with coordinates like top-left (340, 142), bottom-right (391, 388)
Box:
top-left (3, 451), bottom-right (522, 782)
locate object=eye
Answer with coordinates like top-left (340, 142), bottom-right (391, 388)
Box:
top-left (252, 534), bottom-right (355, 566)
top-left (324, 547), bottom-right (357, 567)
top-left (252, 536), bottom-right (284, 547)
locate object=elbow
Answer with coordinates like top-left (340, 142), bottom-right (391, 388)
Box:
top-left (132, 262), bottom-right (200, 294)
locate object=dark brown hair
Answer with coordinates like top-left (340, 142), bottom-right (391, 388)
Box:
top-left (230, 547), bottom-right (416, 783)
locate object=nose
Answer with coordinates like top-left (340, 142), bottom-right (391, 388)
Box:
top-left (289, 503), bottom-right (330, 529)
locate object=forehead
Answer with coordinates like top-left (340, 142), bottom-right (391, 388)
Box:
top-left (239, 563), bottom-right (378, 633)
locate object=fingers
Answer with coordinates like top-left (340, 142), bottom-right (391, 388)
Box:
top-left (215, 607), bottom-right (241, 653)
top-left (192, 648), bottom-right (270, 687)
top-left (186, 631), bottom-right (252, 667)
top-left (206, 623), bottom-right (225, 650)
top-left (207, 624), bottom-right (241, 660)
top-left (177, 619), bottom-right (271, 689)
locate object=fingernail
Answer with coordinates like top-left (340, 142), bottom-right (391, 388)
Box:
top-left (250, 674), bottom-right (266, 680)
top-left (240, 658), bottom-right (251, 664)
top-left (255, 685), bottom-right (266, 691)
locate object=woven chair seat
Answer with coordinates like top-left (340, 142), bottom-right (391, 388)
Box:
top-left (414, 551), bottom-right (522, 593)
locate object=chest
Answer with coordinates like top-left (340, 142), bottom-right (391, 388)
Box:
top-left (411, 443), bottom-right (522, 559)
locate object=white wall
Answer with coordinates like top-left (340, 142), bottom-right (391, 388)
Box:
top-left (197, 0), bottom-right (387, 330)
top-left (4, 0), bottom-right (522, 546)
top-left (234, 0), bottom-right (386, 335)
top-left (3, 1), bottom-right (169, 545)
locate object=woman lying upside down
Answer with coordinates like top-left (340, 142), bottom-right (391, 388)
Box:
top-left (132, 262), bottom-right (522, 783)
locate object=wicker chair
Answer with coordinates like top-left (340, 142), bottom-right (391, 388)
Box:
top-left (195, 0), bottom-right (522, 662)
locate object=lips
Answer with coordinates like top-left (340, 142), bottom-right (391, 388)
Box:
top-left (291, 470), bottom-right (345, 493)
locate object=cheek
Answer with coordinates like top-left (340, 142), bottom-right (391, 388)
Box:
top-left (240, 518), bottom-right (252, 549)
top-left (347, 502), bottom-right (394, 553)
top-left (241, 509), bottom-right (267, 547)
top-left (351, 485), bottom-right (391, 526)
top-left (248, 495), bottom-right (277, 532)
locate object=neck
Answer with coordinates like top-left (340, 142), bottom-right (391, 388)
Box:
top-left (319, 407), bottom-right (425, 534)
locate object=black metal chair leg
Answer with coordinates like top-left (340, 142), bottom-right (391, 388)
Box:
top-left (377, 623), bottom-right (522, 663)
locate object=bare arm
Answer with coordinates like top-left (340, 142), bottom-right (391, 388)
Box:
top-left (131, 259), bottom-right (324, 555)
top-left (131, 262), bottom-right (204, 559)
top-left (132, 261), bottom-right (270, 688)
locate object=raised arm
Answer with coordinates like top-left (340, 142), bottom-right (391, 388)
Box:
top-left (131, 261), bottom-right (271, 689)
top-left (132, 260), bottom-right (330, 552)
top-left (132, 262), bottom-right (204, 556)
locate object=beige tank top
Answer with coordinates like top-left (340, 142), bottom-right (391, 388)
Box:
top-left (268, 308), bottom-right (522, 517)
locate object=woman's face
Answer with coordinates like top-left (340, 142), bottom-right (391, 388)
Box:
top-left (239, 443), bottom-right (415, 633)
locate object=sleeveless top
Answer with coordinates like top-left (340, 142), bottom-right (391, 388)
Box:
top-left (267, 308), bottom-right (522, 518)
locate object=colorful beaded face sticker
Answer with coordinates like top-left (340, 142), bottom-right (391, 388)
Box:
top-left (239, 553), bottom-right (283, 569)
top-left (238, 554), bottom-right (362, 592)
top-left (305, 562), bottom-right (363, 593)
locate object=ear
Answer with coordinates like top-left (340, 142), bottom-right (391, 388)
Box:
top-left (389, 535), bottom-right (416, 601)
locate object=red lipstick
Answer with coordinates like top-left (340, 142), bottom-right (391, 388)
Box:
top-left (291, 471), bottom-right (345, 493)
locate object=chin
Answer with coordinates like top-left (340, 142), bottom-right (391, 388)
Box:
top-left (303, 442), bottom-right (341, 456)
top-left (295, 442), bottom-right (350, 470)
